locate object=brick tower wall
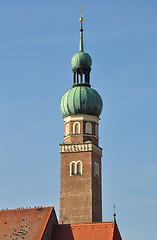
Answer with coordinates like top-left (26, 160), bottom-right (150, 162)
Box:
top-left (59, 115), bottom-right (102, 224)
top-left (92, 151), bottom-right (102, 222)
top-left (59, 151), bottom-right (93, 224)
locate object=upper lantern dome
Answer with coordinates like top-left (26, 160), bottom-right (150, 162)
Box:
top-left (71, 51), bottom-right (92, 69)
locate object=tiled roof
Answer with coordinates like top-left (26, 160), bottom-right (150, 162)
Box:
top-left (0, 207), bottom-right (122, 240)
top-left (52, 222), bottom-right (122, 240)
top-left (0, 206), bottom-right (55, 240)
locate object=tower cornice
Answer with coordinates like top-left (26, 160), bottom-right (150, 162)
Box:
top-left (63, 114), bottom-right (100, 124)
top-left (60, 141), bottom-right (102, 156)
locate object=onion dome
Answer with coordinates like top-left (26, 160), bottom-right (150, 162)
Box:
top-left (60, 8), bottom-right (103, 118)
top-left (71, 52), bottom-right (92, 69)
top-left (60, 86), bottom-right (103, 117)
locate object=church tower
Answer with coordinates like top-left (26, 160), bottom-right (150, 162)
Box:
top-left (59, 10), bottom-right (103, 224)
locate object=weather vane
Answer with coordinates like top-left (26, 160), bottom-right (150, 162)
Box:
top-left (113, 204), bottom-right (115, 212)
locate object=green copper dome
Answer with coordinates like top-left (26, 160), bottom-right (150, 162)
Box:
top-left (60, 86), bottom-right (103, 117)
top-left (60, 14), bottom-right (103, 118)
top-left (71, 52), bottom-right (92, 69)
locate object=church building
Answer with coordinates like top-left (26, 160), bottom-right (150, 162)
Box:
top-left (0, 10), bottom-right (122, 240)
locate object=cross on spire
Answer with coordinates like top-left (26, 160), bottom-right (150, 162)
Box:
top-left (80, 6), bottom-right (83, 18)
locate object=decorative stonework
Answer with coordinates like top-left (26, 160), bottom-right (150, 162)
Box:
top-left (60, 141), bottom-right (102, 156)
top-left (64, 114), bottom-right (99, 124)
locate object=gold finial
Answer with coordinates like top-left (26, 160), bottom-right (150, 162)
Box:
top-left (79, 6), bottom-right (83, 22)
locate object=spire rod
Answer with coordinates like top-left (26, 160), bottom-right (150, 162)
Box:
top-left (79, 6), bottom-right (84, 52)
top-left (113, 204), bottom-right (117, 225)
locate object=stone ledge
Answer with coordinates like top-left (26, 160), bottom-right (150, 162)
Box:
top-left (60, 141), bottom-right (102, 156)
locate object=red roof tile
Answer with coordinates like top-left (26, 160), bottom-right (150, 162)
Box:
top-left (52, 222), bottom-right (122, 240)
top-left (0, 206), bottom-right (54, 240)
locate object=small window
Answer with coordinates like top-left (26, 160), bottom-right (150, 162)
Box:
top-left (75, 124), bottom-right (79, 134)
top-left (66, 124), bottom-right (69, 136)
top-left (73, 122), bottom-right (80, 134)
top-left (70, 162), bottom-right (76, 176)
top-left (72, 163), bottom-right (75, 175)
top-left (95, 124), bottom-right (98, 136)
top-left (77, 161), bottom-right (82, 175)
top-left (94, 162), bottom-right (99, 177)
top-left (85, 122), bottom-right (92, 134)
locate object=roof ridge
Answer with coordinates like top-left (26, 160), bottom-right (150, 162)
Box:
top-left (0, 206), bottom-right (53, 212)
top-left (56, 221), bottom-right (114, 227)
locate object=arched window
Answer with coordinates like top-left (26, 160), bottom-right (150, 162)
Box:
top-left (94, 162), bottom-right (99, 177)
top-left (73, 122), bottom-right (80, 134)
top-left (85, 122), bottom-right (92, 134)
top-left (70, 162), bottom-right (76, 176)
top-left (77, 161), bottom-right (82, 175)
top-left (70, 161), bottom-right (82, 176)
top-left (95, 124), bottom-right (98, 136)
top-left (66, 124), bottom-right (69, 136)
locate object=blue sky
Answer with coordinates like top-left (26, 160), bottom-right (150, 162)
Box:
top-left (0, 1), bottom-right (157, 239)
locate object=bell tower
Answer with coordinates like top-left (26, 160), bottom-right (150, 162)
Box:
top-left (59, 9), bottom-right (103, 224)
